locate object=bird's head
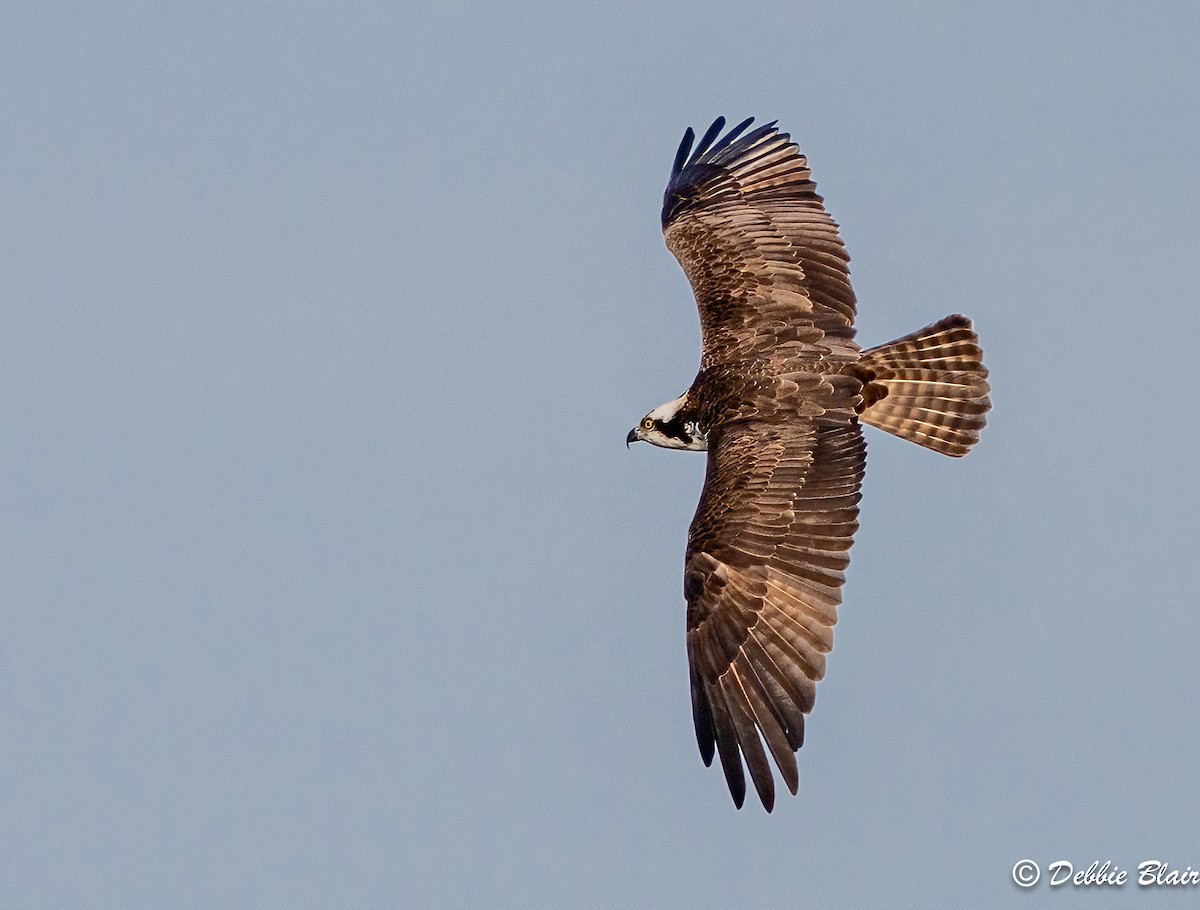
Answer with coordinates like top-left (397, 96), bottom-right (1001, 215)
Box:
top-left (627, 394), bottom-right (707, 451)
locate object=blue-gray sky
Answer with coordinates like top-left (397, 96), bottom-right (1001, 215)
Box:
top-left (3, 2), bottom-right (1199, 907)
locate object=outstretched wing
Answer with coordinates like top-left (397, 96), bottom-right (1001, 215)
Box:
top-left (663, 117), bottom-right (858, 365)
top-left (685, 417), bottom-right (866, 811)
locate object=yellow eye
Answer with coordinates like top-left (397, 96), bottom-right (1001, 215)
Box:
top-left (642, 418), bottom-right (655, 430)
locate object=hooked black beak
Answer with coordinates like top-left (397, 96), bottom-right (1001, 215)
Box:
top-left (626, 428), bottom-right (639, 448)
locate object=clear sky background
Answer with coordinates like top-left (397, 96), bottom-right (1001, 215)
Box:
top-left (3, 2), bottom-right (1199, 907)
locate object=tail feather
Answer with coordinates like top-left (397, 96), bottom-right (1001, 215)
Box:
top-left (856, 315), bottom-right (991, 457)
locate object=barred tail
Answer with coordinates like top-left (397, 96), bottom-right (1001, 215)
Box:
top-left (856, 315), bottom-right (991, 457)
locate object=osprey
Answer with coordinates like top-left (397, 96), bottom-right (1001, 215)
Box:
top-left (628, 117), bottom-right (990, 811)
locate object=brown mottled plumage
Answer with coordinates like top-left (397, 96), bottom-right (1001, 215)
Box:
top-left (628, 118), bottom-right (990, 811)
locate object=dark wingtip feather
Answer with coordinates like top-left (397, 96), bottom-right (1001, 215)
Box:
top-left (671, 127), bottom-right (695, 177)
top-left (788, 716), bottom-right (805, 750)
top-left (708, 688), bottom-right (747, 808)
top-left (690, 117), bottom-right (726, 166)
top-left (696, 718), bottom-right (716, 767)
top-left (661, 116), bottom-right (789, 230)
top-left (729, 777), bottom-right (746, 809)
top-left (707, 116), bottom-right (755, 158)
top-left (691, 677), bottom-right (717, 766)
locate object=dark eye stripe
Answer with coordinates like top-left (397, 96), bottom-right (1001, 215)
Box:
top-left (659, 416), bottom-right (693, 444)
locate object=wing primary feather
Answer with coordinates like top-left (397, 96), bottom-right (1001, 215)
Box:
top-left (705, 682), bottom-right (747, 809)
top-left (707, 116), bottom-right (756, 157)
top-left (719, 674), bottom-right (776, 811)
top-left (739, 634), bottom-right (809, 750)
top-left (711, 123), bottom-right (783, 166)
top-left (671, 127), bottom-right (695, 177)
top-left (688, 658), bottom-right (716, 765)
top-left (734, 658), bottom-right (800, 796)
top-left (689, 116), bottom-right (726, 166)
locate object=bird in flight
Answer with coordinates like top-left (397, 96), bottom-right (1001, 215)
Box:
top-left (627, 117), bottom-right (991, 811)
